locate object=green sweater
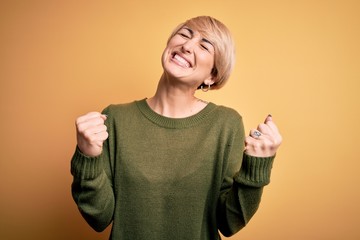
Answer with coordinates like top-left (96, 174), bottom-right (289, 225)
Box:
top-left (71, 99), bottom-right (274, 240)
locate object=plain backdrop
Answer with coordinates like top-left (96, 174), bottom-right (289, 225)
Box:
top-left (1, 0), bottom-right (359, 239)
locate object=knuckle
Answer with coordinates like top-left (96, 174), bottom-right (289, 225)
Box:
top-left (253, 141), bottom-right (261, 149)
top-left (272, 136), bottom-right (283, 147)
top-left (75, 118), bottom-right (83, 128)
top-left (254, 139), bottom-right (271, 151)
top-left (272, 139), bottom-right (280, 147)
top-left (77, 125), bottom-right (85, 133)
top-left (263, 141), bottom-right (273, 150)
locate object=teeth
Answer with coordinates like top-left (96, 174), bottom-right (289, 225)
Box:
top-left (174, 54), bottom-right (190, 68)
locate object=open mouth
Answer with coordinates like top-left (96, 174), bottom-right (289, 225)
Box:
top-left (172, 52), bottom-right (192, 68)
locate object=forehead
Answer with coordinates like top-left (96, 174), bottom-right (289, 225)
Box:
top-left (179, 23), bottom-right (217, 45)
top-left (183, 21), bottom-right (213, 36)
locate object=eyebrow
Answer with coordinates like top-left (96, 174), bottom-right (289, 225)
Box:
top-left (183, 27), bottom-right (214, 48)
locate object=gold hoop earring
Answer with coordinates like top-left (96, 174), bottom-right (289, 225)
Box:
top-left (201, 84), bottom-right (211, 92)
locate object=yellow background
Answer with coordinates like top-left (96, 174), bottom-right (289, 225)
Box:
top-left (1, 0), bottom-right (359, 239)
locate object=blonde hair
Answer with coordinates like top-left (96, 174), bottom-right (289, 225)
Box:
top-left (167, 16), bottom-right (235, 90)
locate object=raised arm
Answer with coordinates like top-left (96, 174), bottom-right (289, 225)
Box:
top-left (71, 111), bottom-right (115, 232)
top-left (217, 115), bottom-right (282, 236)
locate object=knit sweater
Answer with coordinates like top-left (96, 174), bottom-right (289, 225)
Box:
top-left (71, 99), bottom-right (274, 240)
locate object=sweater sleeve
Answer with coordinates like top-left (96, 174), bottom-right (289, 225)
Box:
top-left (71, 109), bottom-right (115, 232)
top-left (216, 122), bottom-right (275, 237)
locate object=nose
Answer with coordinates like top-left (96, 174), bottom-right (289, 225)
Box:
top-left (181, 39), bottom-right (196, 54)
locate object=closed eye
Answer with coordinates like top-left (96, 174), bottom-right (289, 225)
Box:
top-left (179, 33), bottom-right (190, 38)
top-left (201, 38), bottom-right (214, 53)
top-left (200, 44), bottom-right (209, 51)
top-left (178, 27), bottom-right (193, 39)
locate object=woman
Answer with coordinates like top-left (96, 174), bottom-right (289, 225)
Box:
top-left (71, 16), bottom-right (282, 240)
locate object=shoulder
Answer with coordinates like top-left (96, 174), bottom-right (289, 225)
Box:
top-left (102, 100), bottom-right (139, 115)
top-left (104, 102), bottom-right (135, 111)
top-left (100, 100), bottom-right (145, 125)
top-left (207, 103), bottom-right (245, 134)
top-left (212, 103), bottom-right (243, 123)
top-left (208, 104), bottom-right (245, 140)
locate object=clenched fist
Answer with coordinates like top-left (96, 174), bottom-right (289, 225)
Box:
top-left (245, 115), bottom-right (282, 157)
top-left (75, 112), bottom-right (108, 157)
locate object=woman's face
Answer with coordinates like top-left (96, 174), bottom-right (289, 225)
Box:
top-left (161, 26), bottom-right (215, 88)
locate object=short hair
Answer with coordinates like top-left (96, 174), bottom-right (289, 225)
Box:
top-left (167, 16), bottom-right (235, 90)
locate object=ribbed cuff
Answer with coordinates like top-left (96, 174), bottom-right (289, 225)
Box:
top-left (70, 147), bottom-right (103, 180)
top-left (235, 153), bottom-right (275, 187)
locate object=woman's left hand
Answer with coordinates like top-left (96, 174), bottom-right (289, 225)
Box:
top-left (245, 115), bottom-right (282, 157)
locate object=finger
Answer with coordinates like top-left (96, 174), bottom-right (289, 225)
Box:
top-left (245, 135), bottom-right (277, 157)
top-left (80, 126), bottom-right (108, 144)
top-left (257, 123), bottom-right (273, 136)
top-left (90, 132), bottom-right (109, 147)
top-left (244, 136), bottom-right (262, 154)
top-left (264, 115), bottom-right (280, 133)
top-left (249, 129), bottom-right (264, 139)
top-left (245, 135), bottom-right (256, 145)
top-left (85, 124), bottom-right (107, 135)
top-left (244, 135), bottom-right (252, 149)
top-left (100, 114), bottom-right (107, 121)
top-left (76, 112), bottom-right (103, 125)
top-left (258, 122), bottom-right (282, 145)
top-left (77, 116), bottom-right (106, 132)
top-left (96, 131), bottom-right (109, 142)
top-left (264, 114), bottom-right (272, 123)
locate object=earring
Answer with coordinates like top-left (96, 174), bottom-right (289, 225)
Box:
top-left (201, 84), bottom-right (211, 92)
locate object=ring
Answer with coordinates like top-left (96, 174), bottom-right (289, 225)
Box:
top-left (253, 130), bottom-right (262, 138)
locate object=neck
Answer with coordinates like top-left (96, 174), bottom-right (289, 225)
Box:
top-left (147, 74), bottom-right (208, 118)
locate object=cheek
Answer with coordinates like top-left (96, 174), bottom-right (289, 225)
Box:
top-left (199, 53), bottom-right (214, 70)
top-left (167, 36), bottom-right (180, 48)
top-left (161, 47), bottom-right (171, 66)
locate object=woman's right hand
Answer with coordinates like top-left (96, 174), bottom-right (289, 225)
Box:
top-left (75, 112), bottom-right (108, 157)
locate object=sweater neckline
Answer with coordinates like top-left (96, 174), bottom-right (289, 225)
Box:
top-left (135, 98), bottom-right (217, 129)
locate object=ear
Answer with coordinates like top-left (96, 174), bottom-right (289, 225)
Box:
top-left (205, 67), bottom-right (217, 86)
top-left (203, 78), bottom-right (215, 86)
